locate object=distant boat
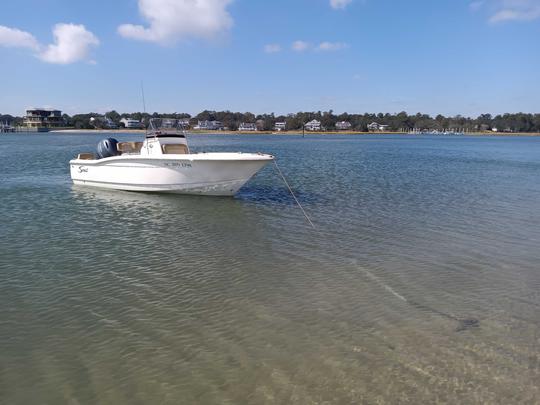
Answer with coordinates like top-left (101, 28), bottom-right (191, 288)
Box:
top-left (70, 118), bottom-right (274, 196)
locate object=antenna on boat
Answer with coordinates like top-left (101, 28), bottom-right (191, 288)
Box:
top-left (141, 81), bottom-right (147, 114)
top-left (141, 81), bottom-right (148, 136)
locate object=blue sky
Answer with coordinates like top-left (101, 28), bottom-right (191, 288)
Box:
top-left (0, 0), bottom-right (539, 117)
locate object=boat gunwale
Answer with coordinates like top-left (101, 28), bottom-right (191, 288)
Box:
top-left (69, 152), bottom-right (274, 165)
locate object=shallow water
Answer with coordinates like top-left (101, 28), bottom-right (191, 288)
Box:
top-left (1, 133), bottom-right (540, 404)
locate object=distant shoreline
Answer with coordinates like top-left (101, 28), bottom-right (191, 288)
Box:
top-left (48, 129), bottom-right (540, 136)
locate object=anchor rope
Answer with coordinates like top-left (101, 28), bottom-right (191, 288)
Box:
top-left (272, 159), bottom-right (480, 330)
top-left (273, 160), bottom-right (316, 230)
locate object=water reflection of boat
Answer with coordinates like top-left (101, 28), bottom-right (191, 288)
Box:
top-left (70, 185), bottom-right (271, 232)
top-left (70, 118), bottom-right (274, 196)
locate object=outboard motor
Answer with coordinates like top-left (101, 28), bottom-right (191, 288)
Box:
top-left (96, 138), bottom-right (119, 159)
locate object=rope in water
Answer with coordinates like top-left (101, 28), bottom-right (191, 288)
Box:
top-left (273, 160), bottom-right (317, 230)
top-left (272, 159), bottom-right (480, 331)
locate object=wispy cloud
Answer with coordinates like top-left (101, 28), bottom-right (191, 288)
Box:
top-left (290, 40), bottom-right (349, 52)
top-left (0, 23), bottom-right (99, 64)
top-left (317, 41), bottom-right (349, 51)
top-left (118, 0), bottom-right (233, 45)
top-left (292, 40), bottom-right (310, 52)
top-left (490, 0), bottom-right (540, 22)
top-left (472, 0), bottom-right (540, 23)
top-left (469, 1), bottom-right (485, 11)
top-left (0, 26), bottom-right (39, 50)
top-left (330, 0), bottom-right (353, 9)
top-left (264, 43), bottom-right (281, 53)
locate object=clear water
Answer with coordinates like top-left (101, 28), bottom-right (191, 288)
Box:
top-left (1, 133), bottom-right (539, 404)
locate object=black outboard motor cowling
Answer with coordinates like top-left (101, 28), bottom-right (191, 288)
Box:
top-left (96, 138), bottom-right (120, 159)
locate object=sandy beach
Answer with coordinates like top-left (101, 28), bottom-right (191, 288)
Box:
top-left (48, 128), bottom-right (540, 136)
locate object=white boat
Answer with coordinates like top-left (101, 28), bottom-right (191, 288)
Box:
top-left (70, 118), bottom-right (274, 196)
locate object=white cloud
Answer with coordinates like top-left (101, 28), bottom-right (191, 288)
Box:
top-left (118, 0), bottom-right (233, 45)
top-left (317, 41), bottom-right (349, 51)
top-left (0, 23), bottom-right (99, 64)
top-left (0, 25), bottom-right (39, 50)
top-left (490, 1), bottom-right (540, 22)
top-left (264, 43), bottom-right (281, 53)
top-left (292, 40), bottom-right (310, 51)
top-left (469, 1), bottom-right (485, 11)
top-left (330, 0), bottom-right (353, 9)
top-left (39, 24), bottom-right (99, 64)
top-left (291, 40), bottom-right (349, 53)
top-left (474, 0), bottom-right (540, 22)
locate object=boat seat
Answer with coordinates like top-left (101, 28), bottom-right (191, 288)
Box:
top-left (117, 142), bottom-right (143, 154)
top-left (162, 144), bottom-right (189, 154)
top-left (77, 152), bottom-right (95, 160)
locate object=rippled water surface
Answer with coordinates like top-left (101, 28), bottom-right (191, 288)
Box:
top-left (1, 133), bottom-right (540, 404)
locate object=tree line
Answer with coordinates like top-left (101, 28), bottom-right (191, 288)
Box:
top-left (2, 111), bottom-right (540, 132)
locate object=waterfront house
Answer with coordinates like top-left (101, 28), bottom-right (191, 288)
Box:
top-left (195, 120), bottom-right (224, 130)
top-left (336, 121), bottom-right (352, 130)
top-left (179, 118), bottom-right (190, 128)
top-left (238, 122), bottom-right (257, 131)
top-left (120, 118), bottom-right (144, 129)
top-left (90, 116), bottom-right (118, 129)
top-left (274, 122), bottom-right (286, 131)
top-left (23, 108), bottom-right (63, 128)
top-left (305, 119), bottom-right (321, 131)
top-left (368, 122), bottom-right (389, 132)
top-left (479, 124), bottom-right (490, 131)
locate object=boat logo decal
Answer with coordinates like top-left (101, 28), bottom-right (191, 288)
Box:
top-left (78, 166), bottom-right (88, 173)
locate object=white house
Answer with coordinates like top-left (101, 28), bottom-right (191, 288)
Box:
top-left (367, 122), bottom-right (389, 132)
top-left (238, 122), bottom-right (257, 131)
top-left (179, 118), bottom-right (190, 128)
top-left (90, 116), bottom-right (118, 129)
top-left (305, 119), bottom-right (321, 131)
top-left (120, 118), bottom-right (144, 129)
top-left (274, 122), bottom-right (286, 131)
top-left (336, 121), bottom-right (352, 130)
top-left (195, 120), bottom-right (223, 130)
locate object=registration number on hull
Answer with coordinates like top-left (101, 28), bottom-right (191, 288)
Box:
top-left (164, 162), bottom-right (192, 168)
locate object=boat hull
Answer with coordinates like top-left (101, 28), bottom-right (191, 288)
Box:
top-left (70, 153), bottom-right (273, 196)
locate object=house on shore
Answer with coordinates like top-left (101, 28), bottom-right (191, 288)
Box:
top-left (90, 116), bottom-right (118, 129)
top-left (178, 118), bottom-right (190, 128)
top-left (23, 108), bottom-right (63, 128)
top-left (274, 122), bottom-right (286, 131)
top-left (305, 119), bottom-right (321, 131)
top-left (120, 118), bottom-right (144, 129)
top-left (238, 122), bottom-right (257, 131)
top-left (367, 122), bottom-right (389, 132)
top-left (195, 120), bottom-right (223, 130)
top-left (336, 121), bottom-right (352, 131)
